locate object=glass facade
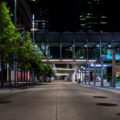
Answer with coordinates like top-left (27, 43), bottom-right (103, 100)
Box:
top-left (35, 8), bottom-right (49, 32)
top-left (36, 32), bottom-right (120, 61)
top-left (49, 46), bottom-right (60, 59)
top-left (75, 46), bottom-right (86, 59)
top-left (39, 43), bottom-right (120, 61)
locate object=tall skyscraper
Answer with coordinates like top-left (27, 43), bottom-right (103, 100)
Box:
top-left (35, 7), bottom-right (49, 32)
top-left (27, 0), bottom-right (49, 32)
top-left (76, 0), bottom-right (108, 32)
top-left (4, 0), bottom-right (32, 30)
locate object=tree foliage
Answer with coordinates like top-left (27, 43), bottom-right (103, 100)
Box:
top-left (0, 2), bottom-right (53, 86)
top-left (43, 64), bottom-right (53, 77)
top-left (0, 2), bottom-right (22, 64)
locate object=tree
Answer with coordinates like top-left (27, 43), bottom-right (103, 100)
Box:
top-left (0, 2), bottom-right (53, 86)
top-left (43, 64), bottom-right (53, 77)
top-left (17, 31), bottom-right (44, 83)
top-left (0, 2), bottom-right (22, 86)
top-left (17, 32), bottom-right (34, 71)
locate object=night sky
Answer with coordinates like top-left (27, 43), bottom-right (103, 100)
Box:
top-left (49, 4), bottom-right (77, 32)
top-left (28, 0), bottom-right (120, 32)
top-left (107, 2), bottom-right (120, 32)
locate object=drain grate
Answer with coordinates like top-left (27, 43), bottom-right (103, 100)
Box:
top-left (96, 103), bottom-right (118, 107)
top-left (93, 96), bottom-right (108, 99)
top-left (0, 101), bottom-right (11, 104)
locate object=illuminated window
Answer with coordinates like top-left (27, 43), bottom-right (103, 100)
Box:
top-left (100, 22), bottom-right (107, 24)
top-left (80, 18), bottom-right (86, 20)
top-left (88, 2), bottom-right (92, 4)
top-left (86, 16), bottom-right (92, 18)
top-left (80, 24), bottom-right (86, 27)
top-left (101, 16), bottom-right (107, 18)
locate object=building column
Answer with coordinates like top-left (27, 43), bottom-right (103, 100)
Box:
top-left (88, 63), bottom-right (91, 85)
top-left (85, 63), bottom-right (87, 84)
top-left (46, 43), bottom-right (49, 61)
top-left (82, 70), bottom-right (84, 84)
top-left (112, 49), bottom-right (116, 87)
top-left (73, 43), bottom-right (75, 61)
top-left (78, 70), bottom-right (81, 84)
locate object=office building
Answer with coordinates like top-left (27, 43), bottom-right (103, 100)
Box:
top-left (27, 0), bottom-right (49, 32)
top-left (3, 0), bottom-right (32, 30)
top-left (76, 0), bottom-right (108, 32)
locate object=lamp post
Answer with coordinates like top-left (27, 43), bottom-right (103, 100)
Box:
top-left (31, 14), bottom-right (36, 83)
top-left (32, 14), bottom-right (35, 43)
top-left (13, 0), bottom-right (17, 86)
top-left (14, 0), bottom-right (17, 26)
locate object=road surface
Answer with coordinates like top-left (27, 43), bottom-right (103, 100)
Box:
top-left (0, 81), bottom-right (120, 120)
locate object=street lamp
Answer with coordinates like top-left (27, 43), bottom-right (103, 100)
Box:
top-left (14, 0), bottom-right (17, 26)
top-left (32, 14), bottom-right (35, 43)
top-left (14, 0), bottom-right (17, 86)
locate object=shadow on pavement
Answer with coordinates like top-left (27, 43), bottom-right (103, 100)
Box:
top-left (0, 101), bottom-right (12, 104)
top-left (116, 113), bottom-right (120, 116)
top-left (96, 103), bottom-right (118, 107)
top-left (93, 96), bottom-right (108, 99)
top-left (8, 82), bottom-right (53, 90)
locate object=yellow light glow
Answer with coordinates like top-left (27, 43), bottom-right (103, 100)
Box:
top-left (55, 73), bottom-right (69, 76)
top-left (52, 68), bottom-right (75, 71)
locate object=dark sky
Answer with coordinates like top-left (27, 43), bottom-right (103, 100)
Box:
top-left (28, 0), bottom-right (120, 32)
top-left (49, 4), bottom-right (77, 32)
top-left (107, 2), bottom-right (120, 32)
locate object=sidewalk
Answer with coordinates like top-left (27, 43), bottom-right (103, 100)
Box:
top-left (0, 81), bottom-right (52, 92)
top-left (76, 81), bottom-right (120, 93)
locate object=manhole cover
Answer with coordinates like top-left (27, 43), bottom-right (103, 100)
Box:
top-left (93, 96), bottom-right (108, 99)
top-left (96, 103), bottom-right (118, 107)
top-left (0, 101), bottom-right (11, 104)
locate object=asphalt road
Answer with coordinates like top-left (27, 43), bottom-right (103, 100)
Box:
top-left (0, 81), bottom-right (120, 120)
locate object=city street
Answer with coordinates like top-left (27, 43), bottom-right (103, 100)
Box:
top-left (1, 1), bottom-right (120, 120)
top-left (0, 81), bottom-right (120, 120)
